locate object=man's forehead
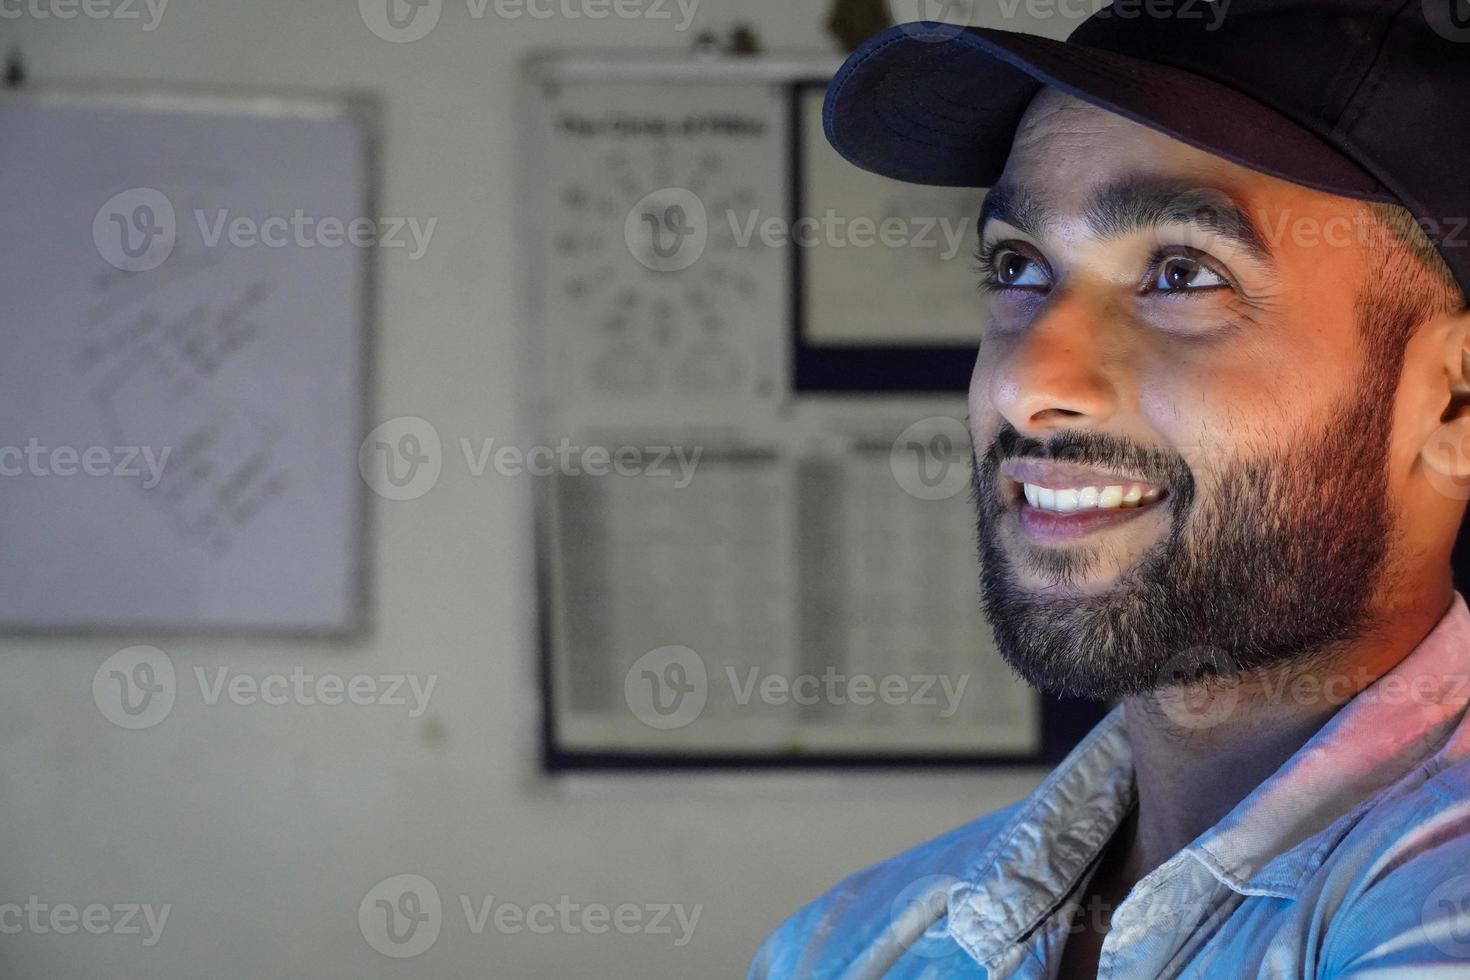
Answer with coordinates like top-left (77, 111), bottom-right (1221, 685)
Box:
top-left (1007, 89), bottom-right (1153, 158)
top-left (979, 175), bottom-right (1273, 264)
top-left (1005, 90), bottom-right (1242, 193)
top-left (983, 89), bottom-right (1371, 265)
top-left (1012, 88), bottom-right (1128, 143)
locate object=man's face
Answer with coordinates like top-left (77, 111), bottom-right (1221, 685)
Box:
top-left (968, 89), bottom-right (1410, 699)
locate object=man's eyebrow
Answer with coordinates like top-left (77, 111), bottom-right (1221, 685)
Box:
top-left (978, 184), bottom-right (1053, 242)
top-left (1084, 177), bottom-right (1273, 262)
top-left (977, 177), bottom-right (1273, 265)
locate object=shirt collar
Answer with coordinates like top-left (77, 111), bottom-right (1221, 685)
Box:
top-left (947, 705), bottom-right (1134, 962)
top-left (1190, 592), bottom-right (1470, 898)
top-left (947, 593), bottom-right (1470, 960)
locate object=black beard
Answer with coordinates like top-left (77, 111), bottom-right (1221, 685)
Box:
top-left (971, 393), bottom-right (1395, 701)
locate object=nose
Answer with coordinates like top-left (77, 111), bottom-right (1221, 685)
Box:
top-left (986, 294), bottom-right (1121, 436)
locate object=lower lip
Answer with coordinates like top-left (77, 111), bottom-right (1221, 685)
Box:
top-left (1016, 498), bottom-right (1164, 541)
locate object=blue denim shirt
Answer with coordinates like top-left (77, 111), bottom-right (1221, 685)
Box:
top-left (751, 595), bottom-right (1470, 978)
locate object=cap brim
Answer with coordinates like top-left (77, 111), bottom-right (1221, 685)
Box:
top-left (824, 23), bottom-right (1391, 201)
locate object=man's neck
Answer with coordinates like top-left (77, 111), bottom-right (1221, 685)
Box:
top-left (1115, 578), bottom-right (1457, 883)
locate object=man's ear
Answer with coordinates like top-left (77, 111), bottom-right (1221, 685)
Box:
top-left (1421, 309), bottom-right (1470, 486)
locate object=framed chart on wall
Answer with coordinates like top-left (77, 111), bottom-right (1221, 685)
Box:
top-left (791, 79), bottom-right (991, 395)
top-left (519, 51), bottom-right (1108, 769)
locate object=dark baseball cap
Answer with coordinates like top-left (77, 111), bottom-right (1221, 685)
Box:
top-left (824, 0), bottom-right (1470, 298)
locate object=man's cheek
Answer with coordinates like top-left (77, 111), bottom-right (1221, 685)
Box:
top-left (966, 407), bottom-right (1003, 463)
top-left (967, 343), bottom-right (990, 397)
top-left (1171, 442), bottom-right (1215, 484)
top-left (1135, 380), bottom-right (1218, 477)
top-left (967, 367), bottom-right (998, 450)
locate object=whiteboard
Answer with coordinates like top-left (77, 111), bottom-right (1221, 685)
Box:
top-left (0, 87), bottom-right (373, 633)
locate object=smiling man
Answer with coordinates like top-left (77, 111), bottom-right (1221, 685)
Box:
top-left (751, 1), bottom-right (1470, 977)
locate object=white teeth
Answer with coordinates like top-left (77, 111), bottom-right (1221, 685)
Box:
top-left (1022, 482), bottom-right (1161, 514)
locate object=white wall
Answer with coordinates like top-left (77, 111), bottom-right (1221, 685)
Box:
top-left (0, 1), bottom-right (1081, 976)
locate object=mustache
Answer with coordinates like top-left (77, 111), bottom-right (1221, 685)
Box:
top-left (982, 424), bottom-right (1195, 493)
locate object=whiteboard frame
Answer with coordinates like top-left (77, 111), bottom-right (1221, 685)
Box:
top-left (0, 80), bottom-right (381, 639)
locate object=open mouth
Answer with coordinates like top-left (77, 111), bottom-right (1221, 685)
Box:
top-left (1003, 459), bottom-right (1169, 542)
top-left (1021, 481), bottom-right (1163, 513)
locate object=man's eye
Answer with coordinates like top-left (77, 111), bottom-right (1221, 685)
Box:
top-left (1152, 255), bottom-right (1228, 292)
top-left (993, 249), bottom-right (1048, 288)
